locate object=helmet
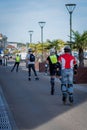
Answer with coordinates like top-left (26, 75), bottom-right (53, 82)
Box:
top-left (64, 45), bottom-right (71, 52)
top-left (50, 48), bottom-right (55, 54)
top-left (17, 54), bottom-right (19, 56)
top-left (28, 48), bottom-right (32, 52)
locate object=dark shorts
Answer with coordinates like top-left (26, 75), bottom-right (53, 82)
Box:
top-left (49, 67), bottom-right (56, 76)
top-left (49, 63), bottom-right (61, 76)
top-left (56, 69), bottom-right (61, 76)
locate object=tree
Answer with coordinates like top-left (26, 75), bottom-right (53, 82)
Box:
top-left (46, 39), bottom-right (65, 51)
top-left (72, 30), bottom-right (87, 67)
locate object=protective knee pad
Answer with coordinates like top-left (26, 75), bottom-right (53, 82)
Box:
top-left (50, 77), bottom-right (55, 87)
top-left (61, 84), bottom-right (67, 92)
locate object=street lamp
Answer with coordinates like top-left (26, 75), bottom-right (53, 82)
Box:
top-left (38, 21), bottom-right (46, 62)
top-left (65, 4), bottom-right (76, 47)
top-left (28, 30), bottom-right (34, 44)
top-left (3, 35), bottom-right (7, 49)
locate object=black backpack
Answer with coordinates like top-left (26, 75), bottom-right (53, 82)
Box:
top-left (30, 54), bottom-right (35, 62)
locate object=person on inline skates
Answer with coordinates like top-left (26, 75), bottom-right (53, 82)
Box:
top-left (46, 48), bottom-right (60, 95)
top-left (58, 45), bottom-right (78, 105)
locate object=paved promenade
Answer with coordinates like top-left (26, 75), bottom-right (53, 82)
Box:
top-left (0, 61), bottom-right (87, 130)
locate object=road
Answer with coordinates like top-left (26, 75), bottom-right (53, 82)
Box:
top-left (0, 60), bottom-right (87, 130)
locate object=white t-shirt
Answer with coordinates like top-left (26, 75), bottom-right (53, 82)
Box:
top-left (26, 53), bottom-right (35, 64)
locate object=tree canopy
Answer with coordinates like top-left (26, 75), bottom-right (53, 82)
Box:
top-left (72, 30), bottom-right (87, 66)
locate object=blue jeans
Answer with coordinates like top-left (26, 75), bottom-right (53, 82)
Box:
top-left (61, 69), bottom-right (74, 98)
top-left (28, 64), bottom-right (37, 77)
top-left (11, 62), bottom-right (20, 72)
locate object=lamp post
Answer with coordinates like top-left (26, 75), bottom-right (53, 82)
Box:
top-left (65, 4), bottom-right (76, 47)
top-left (28, 30), bottom-right (34, 44)
top-left (26, 42), bottom-right (29, 51)
top-left (38, 21), bottom-right (46, 62)
top-left (3, 35), bottom-right (7, 49)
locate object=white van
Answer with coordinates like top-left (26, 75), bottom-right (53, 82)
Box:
top-left (20, 52), bottom-right (27, 60)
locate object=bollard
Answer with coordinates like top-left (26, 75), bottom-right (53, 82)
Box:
top-left (5, 58), bottom-right (7, 66)
top-left (3, 58), bottom-right (7, 66)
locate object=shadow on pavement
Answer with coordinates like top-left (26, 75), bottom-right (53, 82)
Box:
top-left (0, 62), bottom-right (87, 129)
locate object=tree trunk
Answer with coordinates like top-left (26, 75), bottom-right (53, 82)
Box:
top-left (79, 48), bottom-right (84, 67)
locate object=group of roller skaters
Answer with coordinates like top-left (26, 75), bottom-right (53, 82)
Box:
top-left (46, 45), bottom-right (78, 105)
top-left (11, 46), bottom-right (78, 105)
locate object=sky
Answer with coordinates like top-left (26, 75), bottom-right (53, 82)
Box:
top-left (0, 0), bottom-right (87, 44)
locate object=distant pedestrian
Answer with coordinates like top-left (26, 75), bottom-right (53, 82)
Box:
top-left (11, 54), bottom-right (21, 72)
top-left (58, 45), bottom-right (78, 105)
top-left (26, 48), bottom-right (39, 81)
top-left (46, 48), bottom-right (60, 95)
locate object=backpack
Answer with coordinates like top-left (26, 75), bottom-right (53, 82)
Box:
top-left (30, 54), bottom-right (35, 62)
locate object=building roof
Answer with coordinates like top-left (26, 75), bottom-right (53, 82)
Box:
top-left (6, 45), bottom-right (16, 49)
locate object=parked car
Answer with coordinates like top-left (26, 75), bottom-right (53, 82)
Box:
top-left (84, 52), bottom-right (87, 59)
top-left (20, 52), bottom-right (27, 60)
